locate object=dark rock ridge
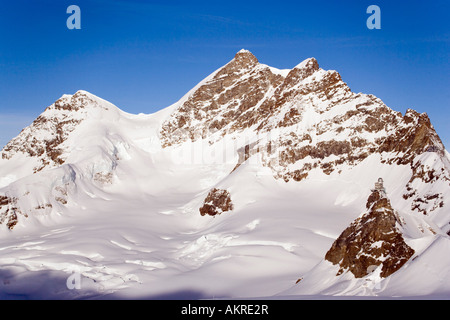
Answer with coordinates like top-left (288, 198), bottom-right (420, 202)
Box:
top-left (159, 51), bottom-right (448, 211)
top-left (325, 189), bottom-right (415, 278)
top-left (161, 50), bottom-right (285, 146)
top-left (0, 195), bottom-right (25, 230)
top-left (1, 91), bottom-right (99, 173)
top-left (199, 188), bottom-right (233, 216)
top-left (1, 51), bottom-right (448, 232)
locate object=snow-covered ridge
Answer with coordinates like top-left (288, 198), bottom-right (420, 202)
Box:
top-left (0, 90), bottom-right (122, 182)
top-left (159, 50), bottom-right (448, 217)
top-left (0, 50), bottom-right (449, 299)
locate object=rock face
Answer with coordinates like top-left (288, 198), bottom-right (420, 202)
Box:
top-left (160, 50), bottom-right (285, 147)
top-left (1, 91), bottom-right (109, 173)
top-left (0, 50), bottom-right (448, 232)
top-left (159, 50), bottom-right (449, 216)
top-left (0, 195), bottom-right (24, 230)
top-left (325, 189), bottom-right (415, 278)
top-left (199, 188), bottom-right (233, 216)
top-left (0, 90), bottom-right (125, 230)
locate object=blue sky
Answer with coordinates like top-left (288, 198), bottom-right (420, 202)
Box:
top-left (0, 0), bottom-right (448, 148)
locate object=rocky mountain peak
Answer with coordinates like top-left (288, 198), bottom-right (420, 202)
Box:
top-left (1, 90), bottom-right (114, 173)
top-left (214, 49), bottom-right (260, 79)
top-left (293, 57), bottom-right (319, 74)
top-left (159, 52), bottom-right (448, 209)
top-left (160, 51), bottom-right (285, 147)
top-left (51, 90), bottom-right (111, 114)
top-left (378, 108), bottom-right (446, 165)
top-left (233, 49), bottom-right (259, 65)
top-left (282, 57), bottom-right (320, 85)
top-left (325, 184), bottom-right (415, 279)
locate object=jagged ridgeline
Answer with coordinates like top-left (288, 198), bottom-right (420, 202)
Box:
top-left (1, 49), bottom-right (448, 231)
top-left (0, 50), bottom-right (448, 298)
top-left (160, 50), bottom-right (448, 216)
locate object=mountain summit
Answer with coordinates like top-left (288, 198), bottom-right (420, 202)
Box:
top-left (160, 50), bottom-right (448, 216)
top-left (0, 51), bottom-right (449, 299)
top-left (1, 90), bottom-right (122, 174)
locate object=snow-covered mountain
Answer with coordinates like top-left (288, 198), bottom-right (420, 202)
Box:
top-left (0, 50), bottom-right (449, 299)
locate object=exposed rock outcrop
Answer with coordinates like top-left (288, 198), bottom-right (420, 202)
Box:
top-left (1, 51), bottom-right (448, 234)
top-left (0, 195), bottom-right (25, 230)
top-left (325, 189), bottom-right (415, 278)
top-left (159, 51), bottom-right (448, 205)
top-left (378, 109), bottom-right (445, 165)
top-left (1, 91), bottom-right (105, 173)
top-left (199, 188), bottom-right (233, 216)
top-left (160, 50), bottom-right (284, 147)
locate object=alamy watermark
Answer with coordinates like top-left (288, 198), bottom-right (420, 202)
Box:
top-left (67, 5), bottom-right (81, 30)
top-left (66, 269), bottom-right (82, 290)
top-left (367, 5), bottom-right (381, 30)
top-left (65, 5), bottom-right (380, 31)
top-left (165, 128), bottom-right (289, 169)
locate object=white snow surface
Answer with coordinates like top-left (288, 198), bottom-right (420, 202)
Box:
top-left (0, 57), bottom-right (449, 300)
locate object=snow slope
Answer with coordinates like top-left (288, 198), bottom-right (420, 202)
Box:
top-left (0, 51), bottom-right (449, 299)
